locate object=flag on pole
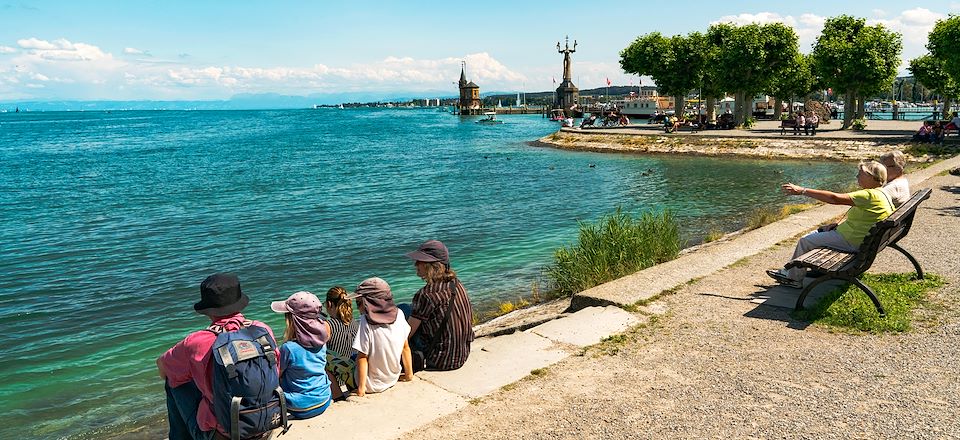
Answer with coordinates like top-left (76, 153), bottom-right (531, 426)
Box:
top-left (606, 77), bottom-right (612, 86)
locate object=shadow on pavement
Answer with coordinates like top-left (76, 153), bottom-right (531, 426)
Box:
top-left (742, 280), bottom-right (846, 330)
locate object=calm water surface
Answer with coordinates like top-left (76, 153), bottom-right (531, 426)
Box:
top-left (0, 109), bottom-right (853, 438)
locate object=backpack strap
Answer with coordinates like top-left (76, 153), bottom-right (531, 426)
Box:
top-left (218, 345), bottom-right (239, 379)
top-left (230, 396), bottom-right (242, 440)
top-left (206, 319), bottom-right (253, 335)
top-left (274, 387), bottom-right (290, 434)
top-left (256, 334), bottom-right (277, 365)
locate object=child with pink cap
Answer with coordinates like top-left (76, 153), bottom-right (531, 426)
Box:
top-left (271, 291), bottom-right (335, 419)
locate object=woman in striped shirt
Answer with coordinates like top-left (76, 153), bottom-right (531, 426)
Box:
top-left (404, 240), bottom-right (475, 371)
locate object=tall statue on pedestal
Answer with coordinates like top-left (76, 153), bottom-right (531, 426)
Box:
top-left (555, 36), bottom-right (580, 113)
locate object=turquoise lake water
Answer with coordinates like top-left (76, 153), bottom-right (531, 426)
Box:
top-left (0, 108), bottom-right (854, 439)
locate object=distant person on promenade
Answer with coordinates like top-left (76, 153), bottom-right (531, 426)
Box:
top-left (931, 121), bottom-right (945, 144)
top-left (323, 286), bottom-right (359, 400)
top-left (766, 161), bottom-right (893, 288)
top-left (270, 291), bottom-right (333, 419)
top-left (350, 277), bottom-right (413, 396)
top-left (402, 240), bottom-right (474, 372)
top-left (157, 273), bottom-right (280, 440)
top-left (911, 122), bottom-right (932, 142)
top-left (805, 112), bottom-right (819, 135)
top-left (947, 111), bottom-right (960, 132)
top-left (879, 151), bottom-right (910, 208)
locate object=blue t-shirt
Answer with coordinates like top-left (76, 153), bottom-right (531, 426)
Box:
top-left (279, 341), bottom-right (331, 413)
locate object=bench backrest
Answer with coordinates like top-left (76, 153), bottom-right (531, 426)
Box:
top-left (848, 188), bottom-right (932, 272)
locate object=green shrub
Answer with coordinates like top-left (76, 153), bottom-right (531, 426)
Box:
top-left (851, 118), bottom-right (867, 130)
top-left (546, 207), bottom-right (681, 297)
top-left (745, 203), bottom-right (816, 230)
top-left (703, 229), bottom-right (725, 243)
top-left (745, 206), bottom-right (781, 229)
top-left (741, 117), bottom-right (756, 129)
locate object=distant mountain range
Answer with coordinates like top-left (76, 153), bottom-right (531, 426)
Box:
top-left (1, 85), bottom-right (651, 112)
top-left (0, 91), bottom-right (457, 111)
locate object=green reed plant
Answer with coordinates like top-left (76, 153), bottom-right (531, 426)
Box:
top-left (547, 207), bottom-right (681, 297)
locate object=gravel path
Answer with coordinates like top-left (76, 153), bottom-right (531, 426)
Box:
top-left (401, 172), bottom-right (960, 440)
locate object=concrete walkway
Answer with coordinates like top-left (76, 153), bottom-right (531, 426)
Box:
top-left (280, 155), bottom-right (960, 440)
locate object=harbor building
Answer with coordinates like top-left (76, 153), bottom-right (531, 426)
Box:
top-left (458, 62), bottom-right (483, 115)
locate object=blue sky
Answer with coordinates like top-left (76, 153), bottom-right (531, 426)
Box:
top-left (0, 1), bottom-right (956, 101)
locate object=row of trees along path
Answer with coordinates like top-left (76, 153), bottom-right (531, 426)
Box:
top-left (619, 15), bottom-right (958, 129)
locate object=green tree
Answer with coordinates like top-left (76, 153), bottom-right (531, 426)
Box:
top-left (923, 16), bottom-right (960, 116)
top-left (620, 32), bottom-right (708, 119)
top-left (909, 55), bottom-right (959, 118)
top-left (708, 22), bottom-right (800, 125)
top-left (767, 53), bottom-right (814, 119)
top-left (811, 15), bottom-right (902, 128)
top-left (927, 16), bottom-right (960, 80)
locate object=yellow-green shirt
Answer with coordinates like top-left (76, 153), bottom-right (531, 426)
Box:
top-left (836, 188), bottom-right (894, 246)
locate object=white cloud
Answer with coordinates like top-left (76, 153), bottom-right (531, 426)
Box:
top-left (123, 47), bottom-right (144, 55)
top-left (0, 46), bottom-right (16, 54)
top-left (712, 8), bottom-right (944, 74)
top-left (712, 12), bottom-right (823, 51)
top-left (17, 37), bottom-right (112, 61)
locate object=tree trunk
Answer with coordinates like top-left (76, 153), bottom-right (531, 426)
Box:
top-left (773, 97), bottom-right (782, 120)
top-left (675, 95), bottom-right (685, 118)
top-left (943, 98), bottom-right (952, 119)
top-left (733, 90), bottom-right (746, 126)
top-left (856, 95), bottom-right (866, 120)
top-left (705, 96), bottom-right (716, 122)
top-left (842, 91), bottom-right (855, 129)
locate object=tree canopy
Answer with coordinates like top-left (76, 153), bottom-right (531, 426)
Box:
top-left (909, 55), bottom-right (959, 100)
top-left (926, 15), bottom-right (960, 85)
top-left (810, 15), bottom-right (901, 127)
top-left (619, 32), bottom-right (707, 100)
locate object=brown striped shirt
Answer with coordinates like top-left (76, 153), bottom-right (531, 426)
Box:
top-left (411, 278), bottom-right (474, 370)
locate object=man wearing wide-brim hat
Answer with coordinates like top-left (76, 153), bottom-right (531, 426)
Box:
top-left (404, 240), bottom-right (474, 371)
top-left (156, 273), bottom-right (279, 440)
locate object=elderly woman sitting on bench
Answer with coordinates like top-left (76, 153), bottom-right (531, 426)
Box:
top-left (766, 161), bottom-right (894, 288)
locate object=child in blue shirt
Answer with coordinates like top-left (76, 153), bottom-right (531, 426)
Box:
top-left (271, 291), bottom-right (334, 419)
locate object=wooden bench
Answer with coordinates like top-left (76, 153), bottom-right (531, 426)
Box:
top-left (785, 188), bottom-right (932, 316)
top-left (779, 119), bottom-right (797, 135)
top-left (664, 122), bottom-right (699, 133)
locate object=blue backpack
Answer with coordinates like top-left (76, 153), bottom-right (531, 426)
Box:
top-left (208, 320), bottom-right (289, 440)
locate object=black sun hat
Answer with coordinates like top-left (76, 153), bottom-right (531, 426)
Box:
top-left (194, 273), bottom-right (250, 317)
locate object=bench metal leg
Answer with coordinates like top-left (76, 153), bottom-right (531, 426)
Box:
top-left (888, 243), bottom-right (924, 280)
top-left (794, 275), bottom-right (837, 312)
top-left (794, 275), bottom-right (886, 317)
top-left (850, 277), bottom-right (886, 317)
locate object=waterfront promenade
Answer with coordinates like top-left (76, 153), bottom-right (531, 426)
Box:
top-left (567, 119), bottom-right (929, 140)
top-left (276, 155), bottom-right (960, 438)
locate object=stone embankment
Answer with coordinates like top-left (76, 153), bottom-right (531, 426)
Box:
top-left (536, 119), bottom-right (954, 162)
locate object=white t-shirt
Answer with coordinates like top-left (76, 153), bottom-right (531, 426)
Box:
top-left (352, 310), bottom-right (410, 393)
top-left (882, 177), bottom-right (911, 208)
